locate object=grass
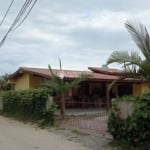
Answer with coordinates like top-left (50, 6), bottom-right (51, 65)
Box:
top-left (0, 112), bottom-right (57, 129)
top-left (1, 112), bottom-right (39, 124)
top-left (110, 140), bottom-right (150, 150)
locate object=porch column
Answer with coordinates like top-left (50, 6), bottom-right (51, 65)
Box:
top-left (116, 84), bottom-right (119, 97)
top-left (106, 83), bottom-right (110, 111)
top-left (80, 82), bottom-right (85, 108)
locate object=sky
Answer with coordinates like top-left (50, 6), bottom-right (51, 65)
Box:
top-left (0, 0), bottom-right (150, 75)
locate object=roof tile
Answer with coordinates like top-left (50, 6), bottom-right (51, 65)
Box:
top-left (9, 67), bottom-right (139, 82)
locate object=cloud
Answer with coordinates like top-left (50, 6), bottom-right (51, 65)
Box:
top-left (0, 0), bottom-right (150, 75)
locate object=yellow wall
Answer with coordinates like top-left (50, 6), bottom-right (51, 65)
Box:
top-left (133, 82), bottom-right (150, 95)
top-left (133, 83), bottom-right (142, 95)
top-left (14, 73), bottom-right (30, 90)
top-left (10, 73), bottom-right (47, 90)
top-left (29, 74), bottom-right (45, 89)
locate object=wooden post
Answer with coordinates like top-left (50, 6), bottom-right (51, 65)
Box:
top-left (81, 82), bottom-right (85, 108)
top-left (60, 93), bottom-right (65, 119)
top-left (116, 84), bottom-right (118, 97)
top-left (106, 83), bottom-right (110, 111)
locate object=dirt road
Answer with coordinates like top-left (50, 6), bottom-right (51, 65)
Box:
top-left (0, 116), bottom-right (89, 150)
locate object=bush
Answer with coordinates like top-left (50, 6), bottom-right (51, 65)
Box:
top-left (42, 103), bottom-right (57, 126)
top-left (2, 89), bottom-right (57, 125)
top-left (108, 94), bottom-right (150, 148)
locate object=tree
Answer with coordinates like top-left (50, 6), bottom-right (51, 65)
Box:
top-left (107, 21), bottom-right (150, 90)
top-left (43, 60), bottom-right (88, 119)
top-left (0, 74), bottom-right (12, 91)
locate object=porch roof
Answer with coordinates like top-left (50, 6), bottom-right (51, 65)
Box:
top-left (9, 67), bottom-right (140, 82)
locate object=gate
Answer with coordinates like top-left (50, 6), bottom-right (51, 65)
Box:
top-left (58, 101), bottom-right (112, 139)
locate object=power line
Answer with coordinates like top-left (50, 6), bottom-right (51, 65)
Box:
top-left (0, 0), bottom-right (38, 47)
top-left (0, 0), bottom-right (15, 27)
top-left (13, 0), bottom-right (37, 31)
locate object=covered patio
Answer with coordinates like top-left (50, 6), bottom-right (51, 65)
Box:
top-left (54, 79), bottom-right (136, 110)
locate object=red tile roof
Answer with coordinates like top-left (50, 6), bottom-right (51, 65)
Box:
top-left (88, 67), bottom-right (123, 75)
top-left (9, 67), bottom-right (139, 82)
top-left (10, 67), bottom-right (89, 79)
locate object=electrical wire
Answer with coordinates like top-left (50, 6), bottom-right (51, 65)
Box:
top-left (0, 0), bottom-right (38, 47)
top-left (12, 0), bottom-right (37, 31)
top-left (0, 0), bottom-right (15, 27)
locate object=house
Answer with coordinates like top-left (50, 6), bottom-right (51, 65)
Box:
top-left (9, 67), bottom-right (149, 109)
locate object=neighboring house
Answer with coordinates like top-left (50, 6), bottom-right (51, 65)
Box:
top-left (9, 67), bottom-right (150, 108)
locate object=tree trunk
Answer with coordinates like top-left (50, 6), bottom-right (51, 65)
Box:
top-left (60, 93), bottom-right (65, 119)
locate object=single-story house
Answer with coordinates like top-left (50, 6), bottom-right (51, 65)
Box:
top-left (9, 66), bottom-right (149, 109)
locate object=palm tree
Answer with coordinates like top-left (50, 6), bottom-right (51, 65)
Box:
top-left (107, 21), bottom-right (150, 90)
top-left (43, 60), bottom-right (88, 119)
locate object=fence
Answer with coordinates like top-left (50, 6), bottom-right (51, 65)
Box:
top-left (58, 101), bottom-right (112, 139)
top-left (0, 95), bottom-right (3, 111)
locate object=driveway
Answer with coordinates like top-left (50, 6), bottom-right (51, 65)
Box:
top-left (0, 116), bottom-right (89, 150)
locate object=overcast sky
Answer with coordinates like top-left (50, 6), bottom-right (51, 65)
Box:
top-left (0, 0), bottom-right (150, 75)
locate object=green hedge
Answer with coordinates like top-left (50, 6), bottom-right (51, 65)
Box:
top-left (2, 89), bottom-right (57, 125)
top-left (108, 94), bottom-right (150, 148)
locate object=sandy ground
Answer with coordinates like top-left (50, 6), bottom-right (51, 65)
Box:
top-left (50, 128), bottom-right (112, 150)
top-left (0, 116), bottom-right (89, 150)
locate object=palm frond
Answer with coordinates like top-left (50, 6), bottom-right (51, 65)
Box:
top-left (59, 58), bottom-right (62, 70)
top-left (108, 76), bottom-right (126, 92)
top-left (138, 60), bottom-right (150, 81)
top-left (125, 21), bottom-right (150, 61)
top-left (45, 62), bottom-right (88, 94)
top-left (108, 72), bottom-right (141, 92)
top-left (42, 77), bottom-right (63, 93)
top-left (69, 77), bottom-right (86, 88)
top-left (107, 51), bottom-right (142, 67)
top-left (48, 64), bottom-right (57, 77)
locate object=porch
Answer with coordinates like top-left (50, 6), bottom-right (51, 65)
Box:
top-left (54, 80), bottom-right (134, 110)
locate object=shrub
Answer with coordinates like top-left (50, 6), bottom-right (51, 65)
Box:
top-left (42, 103), bottom-right (57, 126)
top-left (108, 94), bottom-right (150, 148)
top-left (2, 89), bottom-right (57, 125)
